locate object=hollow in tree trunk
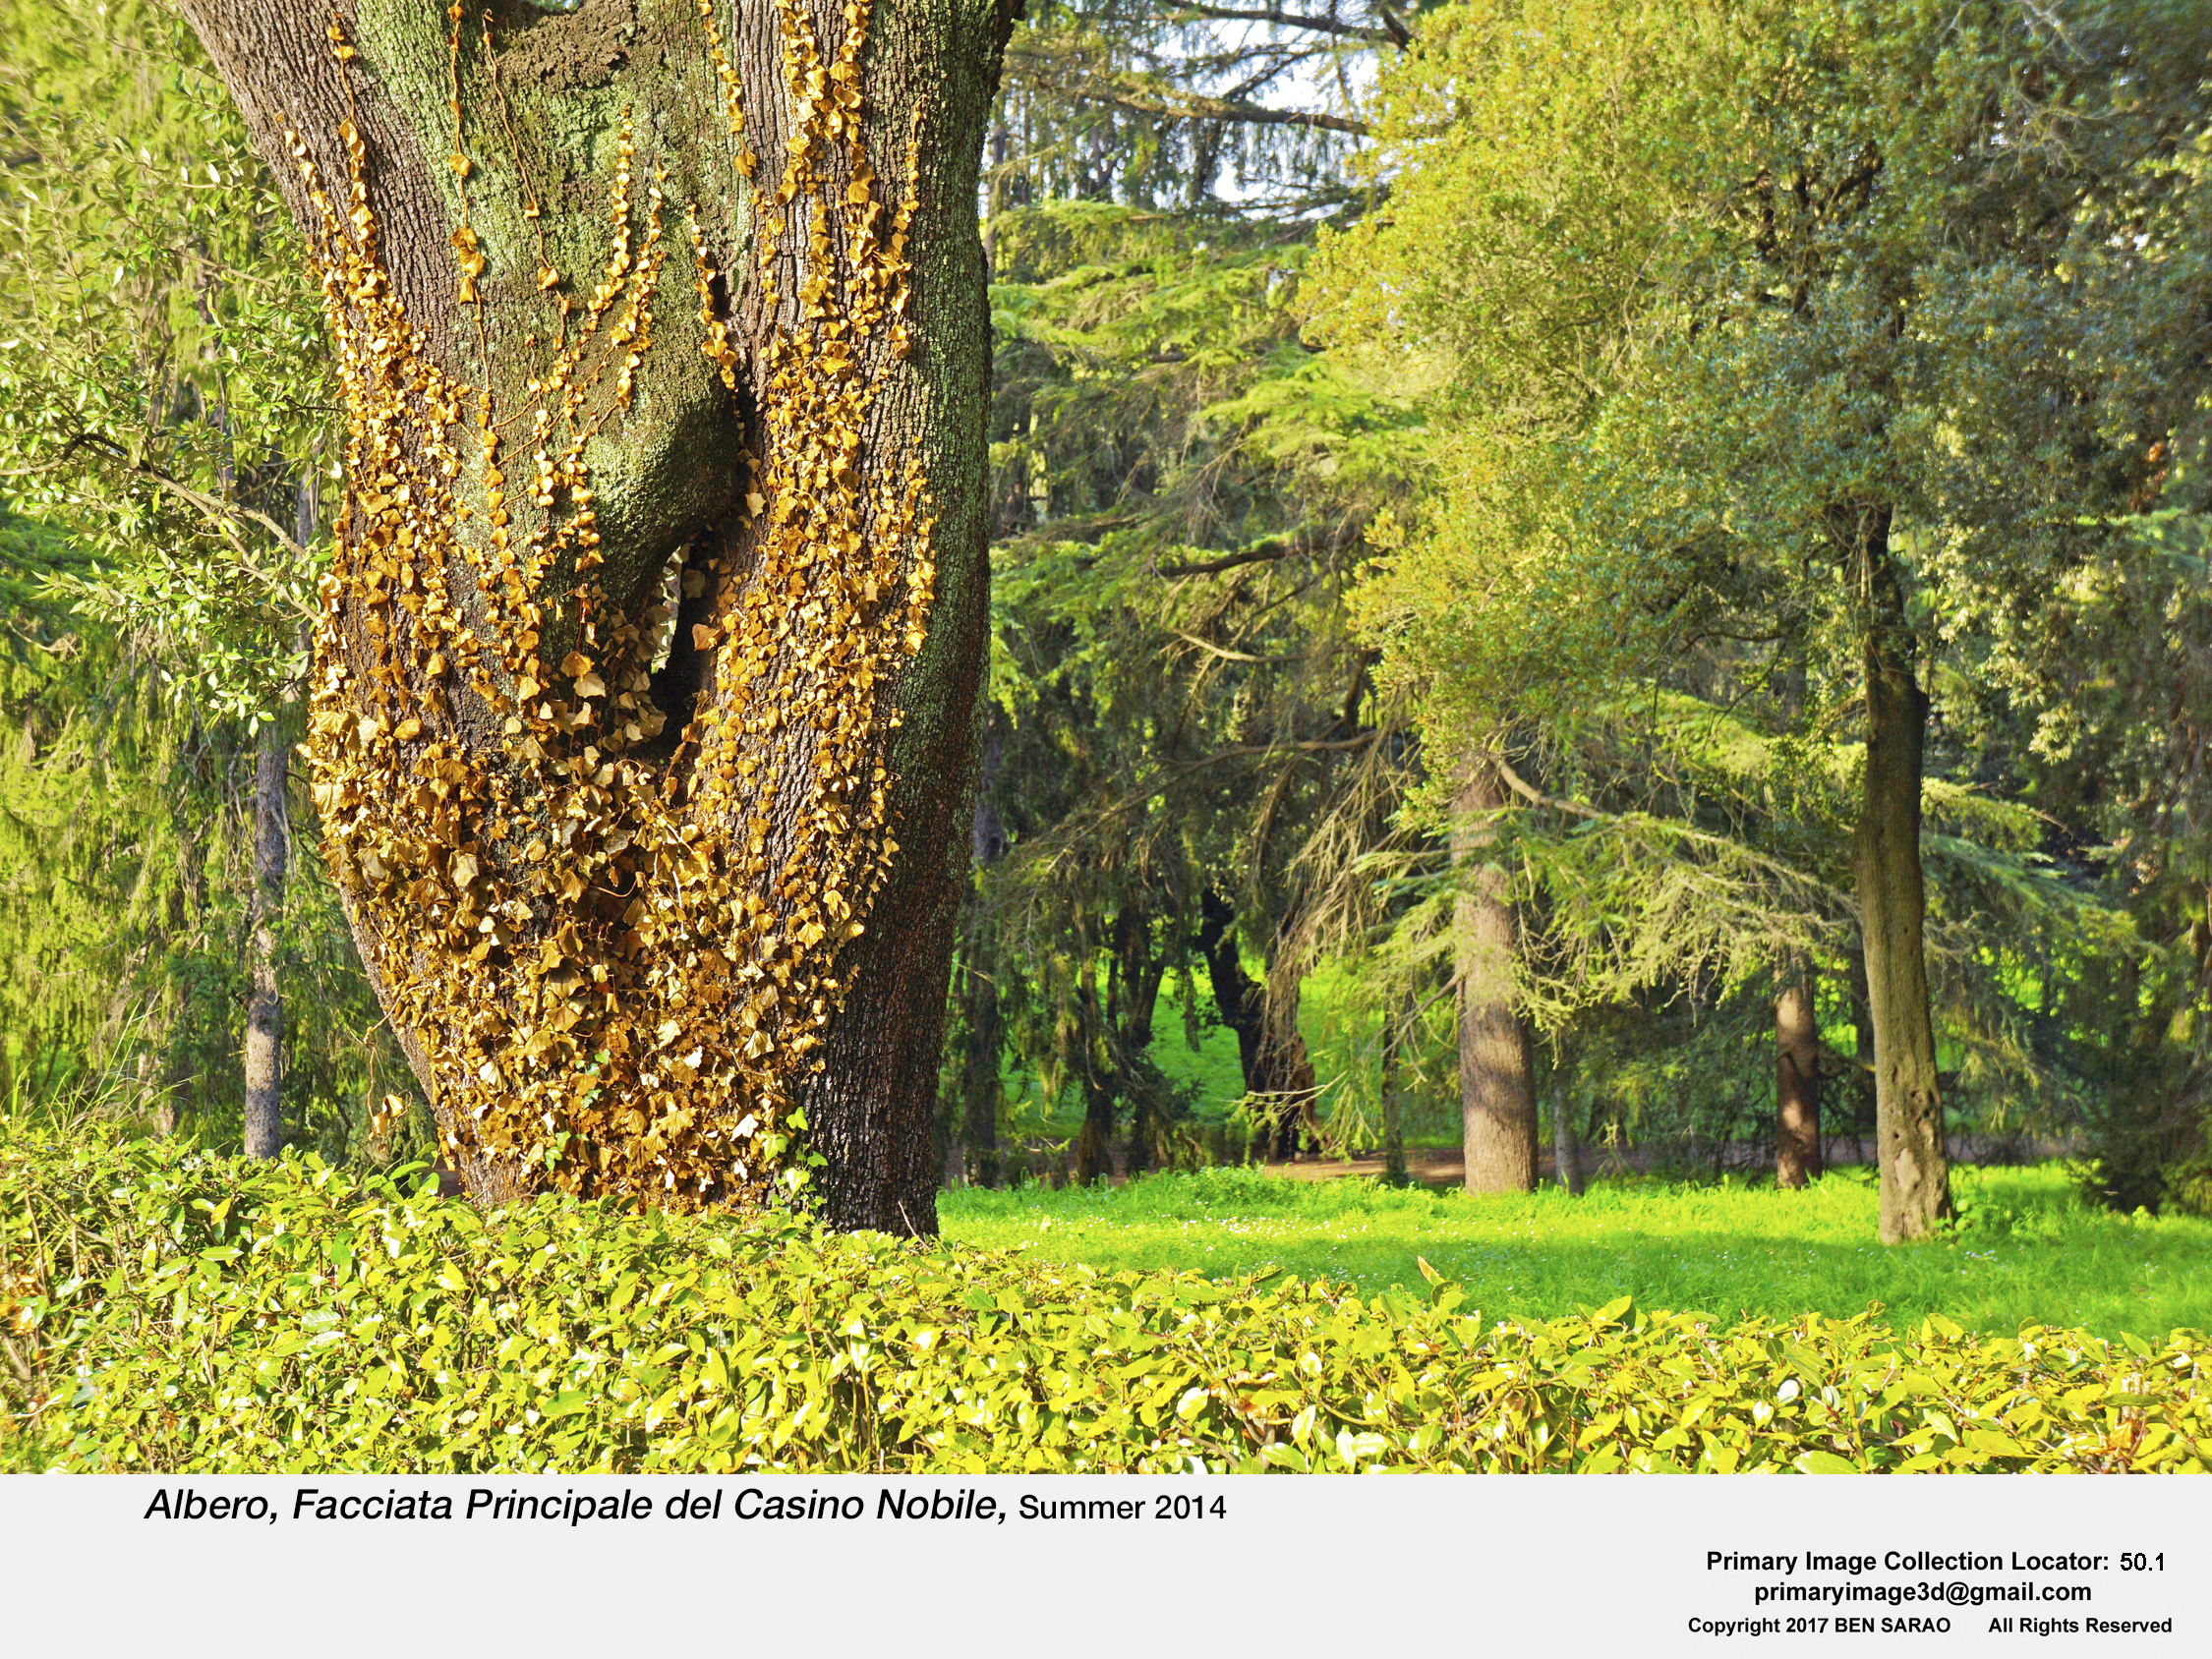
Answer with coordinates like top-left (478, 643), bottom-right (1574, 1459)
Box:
top-left (1775, 961), bottom-right (1821, 1189)
top-left (1842, 504), bottom-right (1951, 1241)
top-left (1453, 753), bottom-right (1538, 1193)
top-left (176, 0), bottom-right (1020, 1230)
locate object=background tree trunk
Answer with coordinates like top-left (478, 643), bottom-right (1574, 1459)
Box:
top-left (1846, 504), bottom-right (1952, 1240)
top-left (1453, 753), bottom-right (1538, 1192)
top-left (1074, 952), bottom-right (1115, 1184)
top-left (1255, 959), bottom-right (1319, 1159)
top-left (177, 0), bottom-right (1019, 1230)
top-left (1198, 889), bottom-right (1316, 1158)
top-left (1551, 1077), bottom-right (1582, 1196)
top-left (1775, 961), bottom-right (1821, 1188)
top-left (1380, 988), bottom-right (1409, 1183)
top-left (1196, 887), bottom-right (1264, 1099)
top-left (1847, 941), bottom-right (1876, 1164)
top-left (949, 942), bottom-right (1002, 1185)
top-left (946, 719), bottom-right (1006, 1186)
top-left (241, 714), bottom-right (289, 1158)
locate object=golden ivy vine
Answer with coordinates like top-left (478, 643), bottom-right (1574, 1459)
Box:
top-left (300, 0), bottom-right (934, 1208)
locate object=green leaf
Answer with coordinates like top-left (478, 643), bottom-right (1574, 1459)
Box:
top-left (1794, 1451), bottom-right (1860, 1473)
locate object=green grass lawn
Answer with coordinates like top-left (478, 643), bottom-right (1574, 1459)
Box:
top-left (939, 1162), bottom-right (2212, 1343)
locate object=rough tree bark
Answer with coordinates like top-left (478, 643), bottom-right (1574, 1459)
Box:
top-left (1775, 961), bottom-right (1820, 1189)
top-left (242, 714), bottom-right (291, 1158)
top-left (177, 0), bottom-right (1019, 1230)
top-left (1453, 752), bottom-right (1538, 1192)
top-left (1843, 503), bottom-right (1951, 1241)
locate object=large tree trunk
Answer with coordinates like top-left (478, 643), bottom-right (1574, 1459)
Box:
top-left (178, 0), bottom-right (1018, 1230)
top-left (1775, 961), bottom-right (1821, 1189)
top-left (242, 715), bottom-right (291, 1158)
top-left (1845, 504), bottom-right (1951, 1241)
top-left (1453, 754), bottom-right (1538, 1193)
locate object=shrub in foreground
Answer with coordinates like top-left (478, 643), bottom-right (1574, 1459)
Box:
top-left (3, 1126), bottom-right (2205, 1473)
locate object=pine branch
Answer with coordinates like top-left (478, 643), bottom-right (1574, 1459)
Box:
top-left (1050, 71), bottom-right (1371, 136)
top-left (1154, 533), bottom-right (1312, 577)
top-left (1163, 4), bottom-right (1403, 46)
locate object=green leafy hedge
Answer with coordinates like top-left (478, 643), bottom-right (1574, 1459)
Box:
top-left (4, 1124), bottom-right (2206, 1473)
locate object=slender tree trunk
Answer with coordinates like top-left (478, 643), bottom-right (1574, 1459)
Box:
top-left (1453, 752), bottom-right (1538, 1193)
top-left (948, 719), bottom-right (1006, 1186)
top-left (1775, 961), bottom-right (1821, 1188)
top-left (1551, 1077), bottom-right (1583, 1196)
top-left (1108, 903), bottom-right (1171, 1174)
top-left (1066, 1083), bottom-right (1106, 1185)
top-left (1845, 504), bottom-right (1951, 1240)
top-left (138, 982), bottom-right (184, 1137)
top-left (1075, 955), bottom-right (1115, 1184)
top-left (242, 715), bottom-right (290, 1158)
top-left (950, 944), bottom-right (1002, 1185)
top-left (1257, 963), bottom-right (1319, 1160)
top-left (1197, 888), bottom-right (1265, 1097)
top-left (1380, 989), bottom-right (1410, 1184)
top-left (178, 0), bottom-right (1020, 1230)
top-left (1847, 941), bottom-right (1875, 1166)
top-left (1063, 901), bottom-right (1171, 1183)
top-left (1197, 889), bottom-right (1315, 1158)
top-left (981, 121), bottom-right (1009, 277)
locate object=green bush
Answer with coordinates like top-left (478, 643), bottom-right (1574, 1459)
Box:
top-left (4, 1123), bottom-right (2205, 1473)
